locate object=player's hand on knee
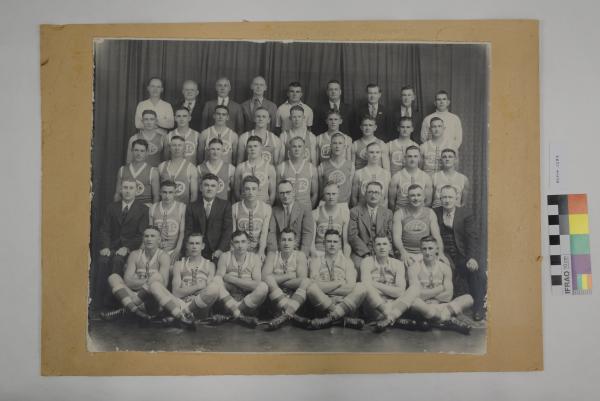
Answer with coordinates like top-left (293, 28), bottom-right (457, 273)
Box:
top-left (99, 248), bottom-right (111, 257)
top-left (466, 258), bottom-right (479, 271)
top-left (115, 247), bottom-right (129, 257)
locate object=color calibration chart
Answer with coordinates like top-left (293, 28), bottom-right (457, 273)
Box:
top-left (547, 194), bottom-right (592, 295)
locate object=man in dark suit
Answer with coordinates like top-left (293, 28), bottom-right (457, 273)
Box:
top-left (313, 79), bottom-right (352, 136)
top-left (353, 83), bottom-right (392, 141)
top-left (267, 180), bottom-right (314, 255)
top-left (200, 77), bottom-right (244, 133)
top-left (93, 179), bottom-right (149, 310)
top-left (434, 185), bottom-right (486, 320)
top-left (174, 80), bottom-right (203, 132)
top-left (394, 85), bottom-right (423, 144)
top-left (185, 172), bottom-right (233, 262)
top-left (348, 181), bottom-right (394, 269)
top-left (240, 76), bottom-right (278, 132)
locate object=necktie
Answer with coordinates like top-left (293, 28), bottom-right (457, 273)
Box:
top-left (284, 206), bottom-right (289, 227)
top-left (369, 105), bottom-right (376, 118)
top-left (333, 103), bottom-right (339, 112)
top-left (186, 102), bottom-right (193, 111)
top-left (121, 205), bottom-right (129, 221)
top-left (205, 202), bottom-right (212, 218)
top-left (218, 98), bottom-right (223, 106)
top-left (252, 98), bottom-right (260, 114)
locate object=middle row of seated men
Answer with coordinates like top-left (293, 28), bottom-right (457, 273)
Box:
top-left (96, 172), bottom-right (486, 329)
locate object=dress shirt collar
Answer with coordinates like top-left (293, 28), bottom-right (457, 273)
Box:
top-left (121, 200), bottom-right (134, 211)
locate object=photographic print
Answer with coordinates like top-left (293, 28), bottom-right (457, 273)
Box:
top-left (87, 38), bottom-right (488, 354)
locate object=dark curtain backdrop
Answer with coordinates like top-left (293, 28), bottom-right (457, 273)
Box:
top-left (92, 40), bottom-right (488, 251)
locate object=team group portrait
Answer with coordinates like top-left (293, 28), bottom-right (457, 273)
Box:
top-left (88, 39), bottom-right (488, 353)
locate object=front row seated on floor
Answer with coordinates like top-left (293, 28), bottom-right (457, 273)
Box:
top-left (101, 227), bottom-right (473, 334)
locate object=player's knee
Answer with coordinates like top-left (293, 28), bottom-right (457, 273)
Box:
top-left (205, 282), bottom-right (220, 299)
top-left (211, 276), bottom-right (224, 287)
top-left (107, 273), bottom-right (122, 287)
top-left (354, 282), bottom-right (366, 295)
top-left (263, 275), bottom-right (276, 288)
top-left (307, 282), bottom-right (319, 296)
top-left (147, 272), bottom-right (163, 285)
top-left (149, 280), bottom-right (164, 294)
top-left (256, 281), bottom-right (269, 296)
top-left (299, 278), bottom-right (311, 289)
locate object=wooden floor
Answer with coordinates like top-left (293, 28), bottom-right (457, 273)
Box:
top-left (88, 317), bottom-right (486, 353)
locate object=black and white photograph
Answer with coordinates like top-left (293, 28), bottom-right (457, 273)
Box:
top-left (88, 38), bottom-right (488, 353)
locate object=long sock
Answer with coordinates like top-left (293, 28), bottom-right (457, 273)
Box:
top-left (330, 302), bottom-right (352, 320)
top-left (269, 288), bottom-right (289, 310)
top-left (218, 286), bottom-right (240, 316)
top-left (284, 288), bottom-right (306, 315)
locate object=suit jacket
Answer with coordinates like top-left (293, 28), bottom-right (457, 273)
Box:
top-left (434, 206), bottom-right (479, 261)
top-left (313, 101), bottom-right (352, 136)
top-left (201, 99), bottom-right (244, 134)
top-left (392, 106), bottom-right (423, 144)
top-left (240, 98), bottom-right (278, 132)
top-left (185, 197), bottom-right (233, 257)
top-left (353, 102), bottom-right (392, 141)
top-left (348, 204), bottom-right (394, 257)
top-left (175, 99), bottom-right (203, 132)
top-left (99, 200), bottom-right (149, 251)
top-left (267, 203), bottom-right (314, 255)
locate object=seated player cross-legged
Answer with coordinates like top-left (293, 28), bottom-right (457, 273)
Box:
top-left (148, 233), bottom-right (221, 326)
top-left (408, 236), bottom-right (473, 334)
top-left (306, 229), bottom-right (367, 330)
top-left (259, 228), bottom-right (312, 331)
top-left (101, 226), bottom-right (171, 321)
top-left (211, 230), bottom-right (269, 327)
top-left (360, 236), bottom-right (425, 333)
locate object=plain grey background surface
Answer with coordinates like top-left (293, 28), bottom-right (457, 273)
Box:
top-left (1, 0), bottom-right (598, 399)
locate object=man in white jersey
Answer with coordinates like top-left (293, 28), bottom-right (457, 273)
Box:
top-left (198, 138), bottom-right (235, 201)
top-left (392, 184), bottom-right (444, 267)
top-left (237, 106), bottom-right (282, 166)
top-left (408, 236), bottom-right (472, 334)
top-left (232, 175), bottom-right (272, 258)
top-left (388, 145), bottom-right (433, 210)
top-left (306, 229), bottom-right (366, 330)
top-left (114, 138), bottom-right (159, 206)
top-left (148, 233), bottom-right (221, 325)
top-left (351, 115), bottom-right (390, 171)
top-left (209, 230), bottom-right (269, 327)
top-left (351, 141), bottom-right (391, 207)
top-left (361, 236), bottom-right (424, 333)
top-left (157, 135), bottom-right (198, 205)
top-left (420, 90), bottom-right (463, 148)
top-left (431, 148), bottom-right (469, 208)
top-left (149, 180), bottom-right (186, 264)
top-left (420, 117), bottom-right (458, 176)
top-left (280, 105), bottom-right (317, 164)
top-left (388, 116), bottom-right (419, 177)
top-left (101, 226), bottom-right (170, 320)
top-left (234, 135), bottom-right (277, 204)
top-left (277, 136), bottom-right (319, 210)
top-left (163, 107), bottom-right (200, 165)
top-left (126, 110), bottom-right (165, 167)
top-left (315, 110), bottom-right (352, 164)
top-left (312, 182), bottom-right (351, 257)
top-left (134, 77), bottom-right (174, 133)
top-left (276, 81), bottom-right (314, 133)
top-left (259, 229), bottom-right (312, 330)
top-left (198, 105), bottom-right (238, 165)
top-left (318, 133), bottom-right (355, 204)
